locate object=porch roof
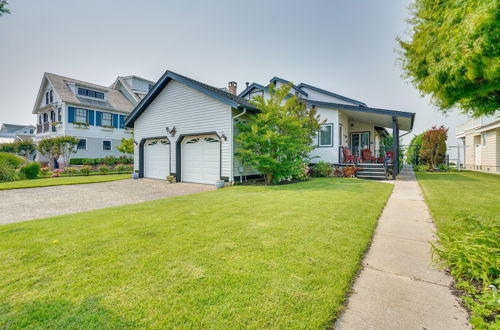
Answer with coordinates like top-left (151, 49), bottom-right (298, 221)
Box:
top-left (308, 100), bottom-right (415, 131)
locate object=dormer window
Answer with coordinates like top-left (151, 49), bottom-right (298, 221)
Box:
top-left (77, 87), bottom-right (105, 100)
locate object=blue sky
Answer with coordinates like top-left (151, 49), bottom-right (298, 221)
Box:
top-left (0, 0), bottom-right (468, 144)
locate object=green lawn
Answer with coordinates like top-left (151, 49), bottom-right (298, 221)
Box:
top-left (416, 171), bottom-right (499, 236)
top-left (0, 174), bottom-right (130, 190)
top-left (0, 178), bottom-right (392, 329)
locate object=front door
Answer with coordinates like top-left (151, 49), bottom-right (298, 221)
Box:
top-left (475, 144), bottom-right (482, 169)
top-left (351, 132), bottom-right (370, 156)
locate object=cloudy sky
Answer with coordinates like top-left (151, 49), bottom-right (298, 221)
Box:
top-left (0, 0), bottom-right (468, 145)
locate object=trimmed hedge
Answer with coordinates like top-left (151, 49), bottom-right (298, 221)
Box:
top-left (70, 156), bottom-right (133, 166)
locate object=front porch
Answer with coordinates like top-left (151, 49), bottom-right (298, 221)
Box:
top-left (310, 101), bottom-right (415, 179)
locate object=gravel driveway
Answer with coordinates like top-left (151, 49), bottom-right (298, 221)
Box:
top-left (0, 179), bottom-right (214, 225)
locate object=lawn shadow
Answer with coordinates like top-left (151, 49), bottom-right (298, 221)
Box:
top-left (0, 297), bottom-right (136, 329)
top-left (416, 173), bottom-right (480, 181)
top-left (267, 178), bottom-right (379, 192)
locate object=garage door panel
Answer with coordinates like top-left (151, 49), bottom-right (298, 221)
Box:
top-left (181, 135), bottom-right (220, 184)
top-left (144, 139), bottom-right (170, 180)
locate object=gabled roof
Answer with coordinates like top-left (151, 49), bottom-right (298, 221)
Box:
top-left (237, 82), bottom-right (267, 98)
top-left (0, 123), bottom-right (33, 132)
top-left (125, 71), bottom-right (259, 128)
top-left (269, 77), bottom-right (308, 96)
top-left (297, 83), bottom-right (367, 107)
top-left (33, 73), bottom-right (135, 114)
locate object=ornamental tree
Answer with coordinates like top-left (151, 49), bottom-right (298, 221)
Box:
top-left (420, 125), bottom-right (448, 169)
top-left (115, 137), bottom-right (134, 155)
top-left (55, 136), bottom-right (79, 166)
top-left (37, 138), bottom-right (60, 169)
top-left (14, 140), bottom-right (36, 159)
top-left (398, 0), bottom-right (499, 117)
top-left (236, 83), bottom-right (323, 184)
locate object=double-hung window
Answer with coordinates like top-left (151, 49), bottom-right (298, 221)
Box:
top-left (103, 140), bottom-right (111, 151)
top-left (102, 112), bottom-right (112, 126)
top-left (77, 139), bottom-right (87, 150)
top-left (49, 90), bottom-right (53, 103)
top-left (75, 108), bottom-right (87, 123)
top-left (319, 124), bottom-right (333, 147)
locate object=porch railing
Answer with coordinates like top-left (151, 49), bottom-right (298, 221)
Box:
top-left (339, 146), bottom-right (393, 164)
top-left (36, 122), bottom-right (55, 134)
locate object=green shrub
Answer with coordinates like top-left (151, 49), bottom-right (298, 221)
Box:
top-left (0, 152), bottom-right (25, 168)
top-left (70, 158), bottom-right (85, 165)
top-left (94, 158), bottom-right (104, 165)
top-left (313, 161), bottom-right (332, 177)
top-left (103, 156), bottom-right (117, 166)
top-left (97, 164), bottom-right (110, 175)
top-left (118, 155), bottom-right (133, 164)
top-left (0, 159), bottom-right (17, 182)
top-left (79, 165), bottom-right (92, 176)
top-left (82, 158), bottom-right (94, 165)
top-left (19, 162), bottom-right (40, 179)
top-left (114, 164), bottom-right (133, 173)
top-left (64, 167), bottom-right (78, 176)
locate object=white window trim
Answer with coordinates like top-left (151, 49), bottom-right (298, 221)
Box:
top-left (102, 139), bottom-right (112, 151)
top-left (319, 123), bottom-right (334, 147)
top-left (101, 112), bottom-right (113, 127)
top-left (77, 138), bottom-right (87, 151)
top-left (75, 108), bottom-right (88, 123)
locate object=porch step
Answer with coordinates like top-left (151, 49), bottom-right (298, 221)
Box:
top-left (356, 164), bottom-right (387, 180)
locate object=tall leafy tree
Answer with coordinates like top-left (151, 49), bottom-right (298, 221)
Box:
top-left (398, 0), bottom-right (500, 117)
top-left (0, 1), bottom-right (10, 16)
top-left (236, 83), bottom-right (323, 184)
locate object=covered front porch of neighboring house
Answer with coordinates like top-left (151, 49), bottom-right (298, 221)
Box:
top-left (312, 101), bottom-right (415, 179)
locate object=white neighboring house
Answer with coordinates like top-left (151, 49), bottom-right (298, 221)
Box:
top-left (124, 71), bottom-right (415, 184)
top-left (456, 111), bottom-right (500, 173)
top-left (0, 123), bottom-right (35, 144)
top-left (32, 73), bottom-right (154, 167)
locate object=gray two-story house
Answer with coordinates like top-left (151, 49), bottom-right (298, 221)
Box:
top-left (33, 73), bottom-right (154, 166)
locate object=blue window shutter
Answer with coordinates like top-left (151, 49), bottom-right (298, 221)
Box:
top-left (88, 110), bottom-right (95, 125)
top-left (96, 111), bottom-right (102, 126)
top-left (119, 115), bottom-right (125, 128)
top-left (68, 107), bottom-right (75, 123)
top-left (112, 114), bottom-right (118, 128)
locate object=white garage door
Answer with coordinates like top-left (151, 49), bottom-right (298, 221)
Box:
top-left (144, 139), bottom-right (170, 179)
top-left (181, 135), bottom-right (220, 184)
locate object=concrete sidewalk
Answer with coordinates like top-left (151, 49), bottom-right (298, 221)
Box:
top-left (335, 165), bottom-right (470, 330)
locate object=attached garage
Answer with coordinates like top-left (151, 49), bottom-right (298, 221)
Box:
top-left (143, 138), bottom-right (170, 179)
top-left (181, 135), bottom-right (220, 184)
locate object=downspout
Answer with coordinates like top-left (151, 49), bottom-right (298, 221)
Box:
top-left (231, 107), bottom-right (247, 184)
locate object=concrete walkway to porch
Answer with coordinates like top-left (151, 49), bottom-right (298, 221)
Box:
top-left (335, 165), bottom-right (470, 329)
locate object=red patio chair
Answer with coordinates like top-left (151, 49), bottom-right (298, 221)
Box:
top-left (385, 151), bottom-right (394, 160)
top-left (342, 148), bottom-right (361, 164)
top-left (361, 149), bottom-right (376, 163)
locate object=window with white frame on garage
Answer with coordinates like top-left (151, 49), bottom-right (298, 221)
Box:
top-left (103, 140), bottom-right (111, 151)
top-left (319, 124), bottom-right (333, 147)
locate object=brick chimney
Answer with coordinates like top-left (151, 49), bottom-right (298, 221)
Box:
top-left (228, 81), bottom-right (237, 95)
